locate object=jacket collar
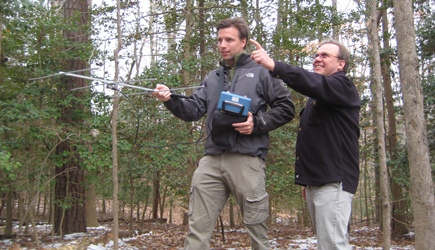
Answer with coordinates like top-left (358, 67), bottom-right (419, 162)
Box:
top-left (220, 52), bottom-right (250, 69)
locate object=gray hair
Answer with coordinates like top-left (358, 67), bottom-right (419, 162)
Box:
top-left (320, 40), bottom-right (351, 73)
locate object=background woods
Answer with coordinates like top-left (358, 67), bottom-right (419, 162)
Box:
top-left (0, 0), bottom-right (434, 248)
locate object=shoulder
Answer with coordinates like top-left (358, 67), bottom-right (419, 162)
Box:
top-left (331, 72), bottom-right (357, 88)
top-left (331, 71), bottom-right (351, 80)
top-left (204, 66), bottom-right (223, 81)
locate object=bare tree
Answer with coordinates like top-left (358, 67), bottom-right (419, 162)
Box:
top-left (111, 0), bottom-right (123, 248)
top-left (182, 0), bottom-right (195, 226)
top-left (392, 0), bottom-right (435, 249)
top-left (331, 0), bottom-right (339, 40)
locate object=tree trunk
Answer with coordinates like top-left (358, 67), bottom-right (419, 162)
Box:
top-left (362, 129), bottom-right (372, 226)
top-left (367, 0), bottom-right (391, 248)
top-left (54, 146), bottom-right (87, 235)
top-left (198, 0), bottom-right (206, 79)
top-left (392, 0), bottom-right (435, 248)
top-left (4, 190), bottom-right (13, 236)
top-left (152, 170), bottom-right (160, 219)
top-left (160, 185), bottom-right (168, 219)
top-left (42, 188), bottom-right (48, 220)
top-left (53, 0), bottom-right (89, 236)
top-left (0, 194), bottom-right (5, 218)
top-left (300, 192), bottom-right (310, 227)
top-left (380, 2), bottom-right (409, 237)
top-left (128, 163), bottom-right (135, 231)
top-left (331, 0), bottom-right (339, 41)
top-left (102, 199), bottom-right (106, 214)
top-left (111, 0), bottom-right (123, 248)
top-left (36, 191), bottom-right (42, 217)
top-left (85, 182), bottom-right (99, 227)
top-left (229, 197), bottom-right (235, 227)
top-left (111, 89), bottom-right (120, 249)
top-left (169, 198), bottom-right (173, 224)
top-left (85, 135), bottom-right (98, 228)
top-left (182, 0), bottom-right (195, 226)
top-left (18, 194), bottom-right (24, 233)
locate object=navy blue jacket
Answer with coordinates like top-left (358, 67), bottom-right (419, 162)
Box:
top-left (163, 54), bottom-right (295, 160)
top-left (272, 61), bottom-right (360, 194)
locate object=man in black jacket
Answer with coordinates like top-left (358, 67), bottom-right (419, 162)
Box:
top-left (250, 39), bottom-right (360, 250)
top-left (153, 17), bottom-right (295, 249)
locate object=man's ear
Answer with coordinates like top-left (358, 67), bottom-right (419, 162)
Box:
top-left (338, 60), bottom-right (345, 71)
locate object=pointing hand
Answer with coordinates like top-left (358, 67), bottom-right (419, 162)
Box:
top-left (250, 39), bottom-right (275, 71)
top-left (250, 39), bottom-right (264, 50)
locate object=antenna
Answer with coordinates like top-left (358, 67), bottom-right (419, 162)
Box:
top-left (29, 68), bottom-right (202, 98)
top-left (28, 68), bottom-right (99, 81)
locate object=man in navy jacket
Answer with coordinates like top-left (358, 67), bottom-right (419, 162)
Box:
top-left (251, 39), bottom-right (360, 250)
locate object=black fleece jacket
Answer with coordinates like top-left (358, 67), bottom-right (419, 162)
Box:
top-left (272, 61), bottom-right (360, 194)
top-left (163, 54), bottom-right (295, 160)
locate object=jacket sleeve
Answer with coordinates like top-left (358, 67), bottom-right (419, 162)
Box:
top-left (252, 74), bottom-right (295, 134)
top-left (272, 61), bottom-right (359, 107)
top-left (163, 83), bottom-right (207, 122)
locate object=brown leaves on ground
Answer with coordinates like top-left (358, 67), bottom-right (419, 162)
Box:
top-left (2, 221), bottom-right (414, 249)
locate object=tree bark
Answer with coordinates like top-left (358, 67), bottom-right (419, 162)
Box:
top-left (152, 170), bottom-right (160, 219)
top-left (392, 0), bottom-right (435, 248)
top-left (367, 0), bottom-right (391, 248)
top-left (53, 0), bottom-right (89, 235)
top-left (111, 0), bottom-right (123, 248)
top-left (85, 139), bottom-right (98, 227)
top-left (85, 181), bottom-right (99, 227)
top-left (54, 144), bottom-right (87, 235)
top-left (229, 197), bottom-right (235, 227)
top-left (380, 1), bottom-right (408, 237)
top-left (182, 0), bottom-right (195, 226)
top-left (4, 190), bottom-right (13, 236)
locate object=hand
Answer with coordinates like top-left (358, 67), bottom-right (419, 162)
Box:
top-left (152, 84), bottom-right (171, 101)
top-left (302, 186), bottom-right (306, 200)
top-left (250, 39), bottom-right (275, 71)
top-left (232, 112), bottom-right (254, 135)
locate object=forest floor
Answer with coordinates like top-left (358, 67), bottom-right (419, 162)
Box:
top-left (0, 217), bottom-right (415, 250)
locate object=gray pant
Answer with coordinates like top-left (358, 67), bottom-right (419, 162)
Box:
top-left (306, 182), bottom-right (354, 250)
top-left (184, 153), bottom-right (270, 250)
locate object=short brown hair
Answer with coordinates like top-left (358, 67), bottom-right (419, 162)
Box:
top-left (217, 17), bottom-right (249, 49)
top-left (320, 40), bottom-right (351, 73)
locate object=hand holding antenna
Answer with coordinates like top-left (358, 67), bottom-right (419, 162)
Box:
top-left (153, 84), bottom-right (172, 101)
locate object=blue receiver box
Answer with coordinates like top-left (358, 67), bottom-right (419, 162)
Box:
top-left (217, 91), bottom-right (251, 116)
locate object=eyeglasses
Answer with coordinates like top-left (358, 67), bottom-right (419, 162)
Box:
top-left (311, 52), bottom-right (341, 60)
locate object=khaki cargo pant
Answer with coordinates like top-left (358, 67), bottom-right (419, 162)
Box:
top-left (184, 153), bottom-right (270, 250)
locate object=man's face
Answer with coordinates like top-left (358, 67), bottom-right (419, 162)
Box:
top-left (312, 43), bottom-right (345, 76)
top-left (218, 26), bottom-right (246, 66)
